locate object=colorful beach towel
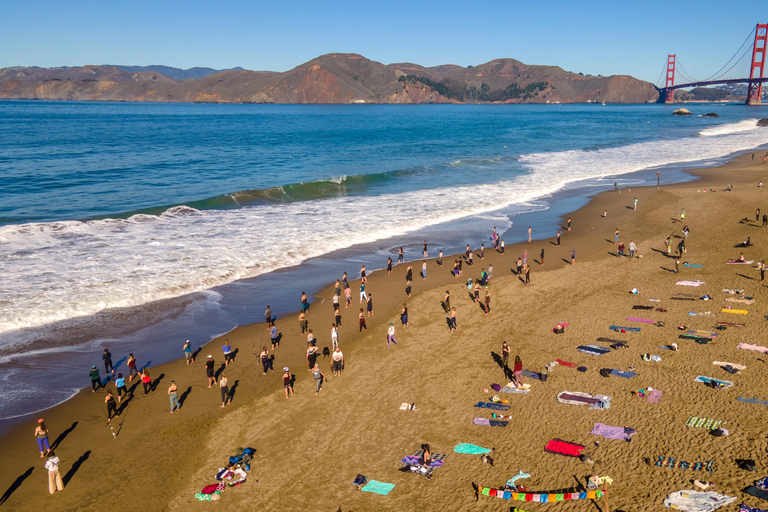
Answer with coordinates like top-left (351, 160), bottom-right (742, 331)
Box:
top-left (545, 439), bottom-right (584, 457)
top-left (740, 505), bottom-right (768, 512)
top-left (737, 396), bottom-right (768, 406)
top-left (400, 451), bottom-right (446, 479)
top-left (663, 490), bottom-right (735, 511)
top-left (610, 325), bottom-right (641, 332)
top-left (686, 417), bottom-right (725, 430)
top-left (727, 260), bottom-right (754, 264)
top-left (738, 343), bottom-right (768, 353)
top-left (687, 330), bottom-right (718, 338)
top-left (609, 369), bottom-right (637, 378)
top-left (478, 485), bottom-right (602, 502)
top-left (655, 456), bottom-right (715, 472)
top-left (722, 308), bottom-right (749, 314)
top-left (454, 443), bottom-right (490, 454)
top-left (475, 402), bottom-right (509, 410)
top-left (589, 422), bottom-right (636, 441)
top-left (577, 344), bottom-right (611, 356)
top-left (361, 480), bottom-right (395, 495)
top-left (695, 376), bottom-right (734, 388)
top-left (627, 317), bottom-right (656, 324)
top-left (677, 280), bottom-right (705, 286)
top-left (473, 417), bottom-right (508, 427)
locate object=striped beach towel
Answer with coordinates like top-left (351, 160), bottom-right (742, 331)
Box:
top-left (694, 376), bottom-right (733, 388)
top-left (686, 416), bottom-right (724, 430)
top-left (655, 456), bottom-right (714, 472)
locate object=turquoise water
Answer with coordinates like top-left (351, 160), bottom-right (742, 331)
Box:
top-left (1, 100), bottom-right (768, 420)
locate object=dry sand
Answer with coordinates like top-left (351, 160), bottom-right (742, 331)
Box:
top-left (3, 153), bottom-right (768, 511)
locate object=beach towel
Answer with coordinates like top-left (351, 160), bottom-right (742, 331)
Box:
top-left (737, 396), bottom-right (768, 406)
top-left (610, 325), bottom-right (641, 332)
top-left (400, 450), bottom-right (446, 476)
top-left (589, 422), bottom-right (636, 441)
top-left (473, 417), bottom-right (508, 427)
top-left (677, 280), bottom-right (705, 286)
top-left (454, 443), bottom-right (490, 454)
top-left (686, 417), bottom-right (725, 430)
top-left (475, 402), bottom-right (509, 410)
top-left (655, 456), bottom-right (715, 472)
top-left (522, 370), bottom-right (542, 380)
top-left (647, 389), bottom-right (663, 403)
top-left (727, 260), bottom-right (754, 264)
top-left (695, 376), bottom-right (734, 388)
top-left (687, 330), bottom-right (718, 338)
top-left (738, 343), bottom-right (768, 353)
top-left (551, 322), bottom-right (570, 333)
top-left (478, 486), bottom-right (602, 502)
top-left (544, 439), bottom-right (584, 457)
top-left (726, 297), bottom-right (755, 305)
top-left (663, 490), bottom-right (735, 511)
top-left (740, 506), bottom-right (768, 512)
top-left (723, 288), bottom-right (745, 294)
top-left (555, 359), bottom-right (577, 367)
top-left (500, 385), bottom-right (531, 394)
top-left (744, 486), bottom-right (768, 501)
top-left (713, 361), bottom-right (746, 370)
top-left (633, 305), bottom-right (654, 310)
top-left (716, 321), bottom-right (745, 327)
top-left (609, 369), bottom-right (637, 378)
top-left (683, 263), bottom-right (703, 267)
top-left (361, 480), bottom-right (395, 495)
top-left (506, 470), bottom-right (530, 488)
top-left (596, 337), bottom-right (627, 343)
top-left (721, 308), bottom-right (749, 314)
top-left (627, 317), bottom-right (656, 324)
top-left (577, 344), bottom-right (611, 356)
top-left (557, 391), bottom-right (611, 409)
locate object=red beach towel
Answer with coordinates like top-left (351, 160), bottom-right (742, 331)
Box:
top-left (544, 439), bottom-right (584, 457)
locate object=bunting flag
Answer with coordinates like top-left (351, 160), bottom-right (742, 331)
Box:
top-left (479, 486), bottom-right (603, 502)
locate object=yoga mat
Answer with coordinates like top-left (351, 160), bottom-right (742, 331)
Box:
top-left (473, 417), bottom-right (508, 427)
top-left (721, 308), bottom-right (748, 314)
top-left (589, 422), bottom-right (636, 440)
top-left (687, 330), bottom-right (717, 337)
top-left (694, 376), bottom-right (733, 387)
top-left (610, 325), bottom-right (641, 332)
top-left (454, 443), bottom-right (490, 454)
top-left (627, 317), bottom-right (655, 323)
top-left (737, 396), bottom-right (768, 406)
top-left (577, 345), bottom-right (611, 356)
top-left (475, 402), bottom-right (509, 410)
top-left (596, 337), bottom-right (627, 343)
top-left (632, 305), bottom-right (653, 310)
top-left (557, 391), bottom-right (599, 405)
top-left (361, 480), bottom-right (395, 495)
top-left (609, 369), bottom-right (637, 378)
top-left (738, 343), bottom-right (768, 353)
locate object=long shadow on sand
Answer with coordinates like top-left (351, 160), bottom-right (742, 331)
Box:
top-left (0, 466), bottom-right (34, 505)
top-left (50, 421), bottom-right (78, 452)
top-left (179, 386), bottom-right (192, 407)
top-left (63, 450), bottom-right (91, 486)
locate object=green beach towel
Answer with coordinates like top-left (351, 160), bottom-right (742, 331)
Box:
top-left (361, 480), bottom-right (395, 495)
top-left (686, 416), bottom-right (724, 430)
top-left (454, 443), bottom-right (491, 454)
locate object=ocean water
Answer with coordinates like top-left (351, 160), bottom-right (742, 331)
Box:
top-left (1, 100), bottom-right (768, 421)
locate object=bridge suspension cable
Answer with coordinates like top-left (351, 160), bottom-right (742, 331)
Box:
top-left (704, 26), bottom-right (757, 81)
top-left (674, 59), bottom-right (699, 83)
top-left (655, 61), bottom-right (668, 88)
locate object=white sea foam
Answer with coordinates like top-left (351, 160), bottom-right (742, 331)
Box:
top-left (2, 120), bottom-right (768, 337)
top-left (698, 118), bottom-right (759, 137)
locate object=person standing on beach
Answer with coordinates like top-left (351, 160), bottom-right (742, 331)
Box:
top-left (657, 170), bottom-right (661, 185)
top-left (358, 309), bottom-right (367, 332)
top-left (265, 305), bottom-right (273, 328)
top-left (516, 257), bottom-right (522, 275)
top-left (299, 311), bottom-right (308, 333)
top-left (484, 291), bottom-right (491, 316)
top-left (513, 356), bottom-right (524, 388)
top-left (680, 208), bottom-right (685, 220)
top-left (342, 272), bottom-right (349, 288)
top-left (528, 226), bottom-right (532, 242)
top-left (105, 389), bottom-right (118, 421)
top-left (387, 323), bottom-right (398, 347)
top-left (523, 250), bottom-right (527, 267)
top-left (141, 368), bottom-right (151, 395)
top-left (283, 367), bottom-right (294, 398)
top-left (406, 264), bottom-right (413, 282)
top-left (332, 348), bottom-right (344, 377)
top-left (525, 264), bottom-right (531, 285)
top-left (556, 230), bottom-right (561, 246)
top-left (488, 264), bottom-right (493, 281)
top-left (270, 324), bottom-right (279, 348)
top-left (367, 294), bottom-right (374, 316)
top-left (469, 250), bottom-right (474, 267)
top-left (567, 217), bottom-right (572, 231)
top-left (665, 236), bottom-right (672, 255)
top-left (206, 355), bottom-right (217, 388)
top-left (423, 241), bottom-right (428, 258)
top-left (219, 375), bottom-right (230, 407)
top-left (465, 244), bottom-right (470, 260)
top-left (760, 260), bottom-right (766, 283)
top-left (614, 229), bottom-right (619, 244)
top-left (405, 278), bottom-right (412, 297)
top-left (313, 364), bottom-right (325, 395)
top-left (444, 290), bottom-right (451, 312)
top-left (103, 349), bottom-right (114, 377)
top-left (571, 247), bottom-right (576, 266)
top-left (44, 451), bottom-right (64, 495)
top-left (344, 285), bottom-right (352, 309)
top-left (480, 244), bottom-right (485, 259)
top-left (633, 197), bottom-right (637, 210)
top-left (401, 303), bottom-right (409, 327)
top-left (89, 366), bottom-right (101, 392)
top-left (359, 283), bottom-right (367, 304)
top-left (360, 265), bottom-right (367, 284)
top-left (629, 240), bottom-right (637, 258)
top-left (540, 248), bottom-right (544, 266)
top-left (614, 182), bottom-right (619, 192)
top-left (757, 208), bottom-right (761, 223)
top-left (458, 258), bottom-right (463, 276)
top-left (473, 282), bottom-right (480, 303)
top-left (449, 308), bottom-right (458, 332)
top-left (183, 339), bottom-right (194, 364)
top-left (260, 347), bottom-right (273, 374)
top-left (127, 354), bottom-right (138, 383)
top-left (398, 247), bottom-right (404, 264)
top-left (438, 249), bottom-right (443, 266)
top-left (307, 342), bottom-right (319, 371)
top-left (674, 257), bottom-right (680, 273)
top-left (35, 419), bottom-right (50, 458)
top-left (332, 292), bottom-right (339, 312)
top-left (222, 340), bottom-right (233, 366)
top-left (168, 381), bottom-right (180, 413)
top-left (387, 257), bottom-right (393, 274)
top-left (115, 373), bottom-right (129, 402)
top-left (301, 292), bottom-right (309, 313)
top-left (331, 325), bottom-right (339, 350)
top-left (500, 238), bottom-right (505, 253)
top-left (335, 309), bottom-right (342, 328)
top-left (682, 225), bottom-right (689, 239)
top-left (501, 341), bottom-right (510, 368)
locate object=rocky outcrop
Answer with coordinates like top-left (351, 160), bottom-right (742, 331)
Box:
top-left (758, 118), bottom-right (768, 127)
top-left (0, 54), bottom-right (659, 104)
top-left (673, 108), bottom-right (693, 115)
top-left (703, 113), bottom-right (719, 118)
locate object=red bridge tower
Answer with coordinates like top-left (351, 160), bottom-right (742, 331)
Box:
top-left (664, 54), bottom-right (676, 103)
top-left (746, 23), bottom-right (768, 105)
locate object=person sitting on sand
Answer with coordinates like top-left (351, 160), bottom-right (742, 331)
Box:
top-left (421, 443), bottom-right (432, 465)
top-left (739, 252), bottom-right (746, 262)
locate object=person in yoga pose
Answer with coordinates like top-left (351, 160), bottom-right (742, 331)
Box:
top-left (513, 356), bottom-right (524, 387)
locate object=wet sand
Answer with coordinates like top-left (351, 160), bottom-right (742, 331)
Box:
top-left (2, 152), bottom-right (768, 511)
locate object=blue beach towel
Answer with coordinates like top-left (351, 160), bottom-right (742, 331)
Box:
top-left (610, 325), bottom-right (641, 332)
top-left (683, 263), bottom-right (703, 268)
top-left (361, 480), bottom-right (395, 495)
top-left (577, 345), bottom-right (611, 356)
top-left (694, 375), bottom-right (733, 387)
top-left (522, 370), bottom-right (541, 379)
top-left (737, 396), bottom-right (768, 406)
top-left (475, 402), bottom-right (509, 410)
top-left (454, 443), bottom-right (491, 454)
top-left (609, 369), bottom-right (637, 378)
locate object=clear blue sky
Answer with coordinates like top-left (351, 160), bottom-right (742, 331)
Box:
top-left (2, 0), bottom-right (765, 84)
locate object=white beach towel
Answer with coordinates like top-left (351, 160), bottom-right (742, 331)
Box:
top-left (712, 361), bottom-right (746, 370)
top-left (677, 281), bottom-right (705, 287)
top-left (663, 490), bottom-right (735, 511)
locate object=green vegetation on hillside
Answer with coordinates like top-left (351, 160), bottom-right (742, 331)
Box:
top-left (398, 75), bottom-right (548, 101)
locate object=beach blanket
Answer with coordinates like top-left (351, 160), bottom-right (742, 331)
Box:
top-left (721, 308), bottom-right (748, 314)
top-left (610, 325), bottom-right (641, 332)
top-left (557, 391), bottom-right (611, 409)
top-left (473, 417), bottom-right (508, 427)
top-left (727, 260), bottom-right (754, 264)
top-left (500, 385), bottom-right (531, 394)
top-left (400, 450), bottom-right (446, 479)
top-left (744, 486), bottom-right (768, 501)
top-left (686, 417), bottom-right (725, 430)
top-left (478, 486), bottom-right (601, 502)
top-left (454, 443), bottom-right (490, 454)
top-left (555, 359), bottom-right (576, 367)
top-left (695, 376), bottom-right (734, 388)
top-left (627, 317), bottom-right (656, 324)
top-left (677, 280), bottom-right (705, 287)
top-left (361, 480), bottom-right (395, 495)
top-left (726, 297), bottom-right (755, 304)
top-left (663, 490), bottom-right (735, 511)
top-left (647, 389), bottom-right (663, 403)
top-left (589, 422), bottom-right (636, 441)
top-left (609, 369), bottom-right (637, 378)
top-left (596, 337), bottom-right (627, 343)
top-left (740, 505), bottom-right (768, 512)
top-left (475, 402), bottom-right (509, 410)
top-left (577, 344), bottom-right (611, 356)
top-left (522, 370), bottom-right (543, 380)
top-left (716, 321), bottom-right (744, 327)
top-left (687, 330), bottom-right (718, 338)
top-left (545, 439), bottom-right (584, 457)
top-left (737, 396), bottom-right (768, 406)
top-left (550, 322), bottom-right (570, 333)
top-left (683, 263), bottom-right (703, 267)
top-left (738, 343), bottom-right (768, 353)
top-left (723, 288), bottom-right (744, 294)
top-left (656, 456), bottom-right (715, 472)
top-left (713, 361), bottom-right (746, 370)
top-left (478, 485), bottom-right (602, 502)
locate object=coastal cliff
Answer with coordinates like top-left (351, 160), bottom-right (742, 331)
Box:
top-left (0, 54), bottom-right (658, 104)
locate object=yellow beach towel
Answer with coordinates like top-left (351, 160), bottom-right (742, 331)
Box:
top-left (721, 309), bottom-right (748, 315)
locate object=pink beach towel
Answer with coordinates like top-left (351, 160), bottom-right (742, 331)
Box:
top-left (738, 343), bottom-right (768, 353)
top-left (646, 389), bottom-right (663, 403)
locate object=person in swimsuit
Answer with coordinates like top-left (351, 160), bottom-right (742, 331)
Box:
top-left (360, 265), bottom-right (367, 284)
top-left (367, 294), bottom-right (373, 316)
top-left (260, 347), bottom-right (273, 374)
top-left (103, 349), bottom-right (114, 377)
top-left (307, 329), bottom-right (314, 344)
top-left (398, 247), bottom-right (404, 263)
top-left (344, 284), bottom-right (352, 308)
top-left (387, 323), bottom-right (398, 348)
top-left (313, 364), bottom-right (326, 395)
top-left (556, 230), bottom-right (561, 246)
top-left (283, 367), bottom-right (294, 398)
top-left (387, 257), bottom-right (393, 274)
top-left (513, 356), bottom-right (525, 387)
top-left (35, 419), bottom-right (50, 457)
top-left (219, 375), bottom-right (230, 407)
top-left (307, 342), bottom-right (318, 370)
top-left (127, 354), bottom-right (138, 382)
top-left (141, 368), bottom-right (151, 395)
top-left (528, 226), bottom-right (532, 242)
top-left (183, 339), bottom-right (194, 364)
top-left (301, 292), bottom-right (309, 313)
top-left (115, 373), bottom-right (129, 402)
top-left (168, 380), bottom-right (180, 413)
top-left (359, 309), bottom-right (367, 331)
top-left (485, 291), bottom-right (491, 316)
top-left (206, 355), bottom-right (217, 388)
top-left (567, 217), bottom-right (571, 231)
top-left (422, 241), bottom-right (428, 257)
top-left (105, 389), bottom-right (118, 420)
top-left (449, 308), bottom-right (457, 333)
top-left (401, 304), bottom-right (408, 327)
top-left (331, 348), bottom-right (344, 377)
top-left (473, 282), bottom-right (480, 303)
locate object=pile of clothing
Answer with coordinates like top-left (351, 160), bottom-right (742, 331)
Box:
top-left (195, 447), bottom-right (256, 501)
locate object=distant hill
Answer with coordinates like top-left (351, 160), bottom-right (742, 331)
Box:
top-left (108, 65), bottom-right (245, 80)
top-left (0, 54), bottom-right (659, 104)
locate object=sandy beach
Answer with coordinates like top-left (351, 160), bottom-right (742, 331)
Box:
top-left (3, 150), bottom-right (768, 511)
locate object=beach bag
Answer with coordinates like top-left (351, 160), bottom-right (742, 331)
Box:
top-left (540, 372), bottom-right (548, 382)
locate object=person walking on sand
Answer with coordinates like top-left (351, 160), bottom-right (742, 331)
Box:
top-left (614, 229), bottom-right (619, 244)
top-left (387, 323), bottom-right (398, 347)
top-left (449, 308), bottom-right (458, 333)
top-left (501, 341), bottom-right (510, 368)
top-left (265, 305), bottom-right (273, 328)
top-left (283, 367), bottom-right (294, 398)
top-left (567, 217), bottom-right (572, 231)
top-left (571, 247), bottom-right (576, 266)
top-left (260, 347), bottom-right (273, 374)
top-left (105, 389), bottom-right (118, 421)
top-left (484, 291), bottom-right (491, 316)
top-left (760, 260), bottom-right (766, 283)
top-left (665, 235), bottom-right (672, 255)
top-left (528, 226), bottom-right (532, 242)
top-left (115, 373), bottom-right (130, 402)
top-left (89, 365), bottom-right (101, 392)
top-left (556, 230), bottom-right (561, 246)
top-left (344, 284), bottom-right (351, 309)
top-left (168, 380), bottom-right (180, 413)
top-left (516, 257), bottom-right (523, 275)
top-left (444, 290), bottom-right (451, 312)
top-left (540, 248), bottom-right (544, 266)
top-left (141, 368), bottom-right (151, 395)
top-left (359, 309), bottom-right (367, 332)
top-left (423, 241), bottom-right (428, 258)
top-left (398, 247), bottom-right (404, 264)
top-left (629, 240), bottom-right (637, 258)
top-left (307, 341), bottom-right (318, 371)
top-left (35, 419), bottom-right (50, 458)
top-left (45, 451), bottom-right (64, 495)
top-left (513, 356), bottom-right (525, 388)
top-left (103, 349), bottom-right (114, 377)
top-left (525, 264), bottom-right (531, 285)
top-left (421, 261), bottom-right (427, 280)
top-left (387, 257), bottom-right (393, 274)
top-left (331, 325), bottom-right (339, 350)
top-left (301, 291), bottom-right (310, 313)
top-left (206, 355), bottom-right (217, 388)
top-left (335, 308), bottom-right (342, 328)
top-left (500, 238), bottom-right (505, 253)
top-left (222, 339), bottom-right (233, 366)
top-left (270, 323), bottom-right (279, 348)
top-left (438, 249), bottom-right (443, 266)
top-left (183, 339), bottom-right (194, 364)
top-left (313, 364), bottom-right (326, 395)
top-left (401, 303), bottom-right (409, 327)
top-left (332, 347), bottom-right (344, 377)
top-left (219, 374), bottom-right (230, 407)
top-left (367, 294), bottom-right (374, 316)
top-left (473, 282), bottom-right (481, 303)
top-left (127, 353), bottom-right (138, 383)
